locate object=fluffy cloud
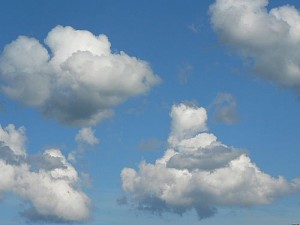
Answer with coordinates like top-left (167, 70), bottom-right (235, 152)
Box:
top-left (121, 103), bottom-right (300, 219)
top-left (210, 0), bottom-right (300, 93)
top-left (0, 124), bottom-right (90, 223)
top-left (75, 127), bottom-right (99, 146)
top-left (0, 25), bottom-right (160, 126)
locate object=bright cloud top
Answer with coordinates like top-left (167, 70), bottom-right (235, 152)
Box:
top-left (0, 25), bottom-right (160, 126)
top-left (0, 124), bottom-right (90, 223)
top-left (210, 0), bottom-right (300, 92)
top-left (121, 103), bottom-right (300, 219)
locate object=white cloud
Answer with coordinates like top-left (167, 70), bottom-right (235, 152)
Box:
top-left (75, 127), bottom-right (99, 146)
top-left (0, 124), bottom-right (26, 156)
top-left (0, 25), bottom-right (160, 126)
top-left (121, 103), bottom-right (300, 219)
top-left (0, 124), bottom-right (90, 223)
top-left (210, 0), bottom-right (300, 93)
top-left (168, 103), bottom-right (207, 147)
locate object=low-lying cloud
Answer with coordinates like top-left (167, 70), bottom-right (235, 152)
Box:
top-left (0, 25), bottom-right (160, 126)
top-left (210, 0), bottom-right (300, 94)
top-left (0, 124), bottom-right (90, 223)
top-left (121, 103), bottom-right (300, 219)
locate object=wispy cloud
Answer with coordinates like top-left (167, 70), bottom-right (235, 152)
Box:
top-left (121, 103), bottom-right (300, 219)
top-left (137, 138), bottom-right (164, 151)
top-left (188, 17), bottom-right (206, 34)
top-left (178, 64), bottom-right (193, 85)
top-left (211, 92), bottom-right (239, 124)
top-left (188, 24), bottom-right (200, 34)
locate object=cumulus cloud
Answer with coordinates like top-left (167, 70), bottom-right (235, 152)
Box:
top-left (75, 127), bottom-right (99, 146)
top-left (121, 103), bottom-right (300, 219)
top-left (210, 0), bottom-right (300, 93)
top-left (212, 92), bottom-right (239, 124)
top-left (0, 25), bottom-right (160, 126)
top-left (0, 124), bottom-right (90, 223)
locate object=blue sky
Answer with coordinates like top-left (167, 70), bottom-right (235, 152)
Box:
top-left (1, 0), bottom-right (300, 224)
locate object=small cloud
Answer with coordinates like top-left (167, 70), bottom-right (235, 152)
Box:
top-left (212, 92), bottom-right (239, 124)
top-left (67, 150), bottom-right (77, 163)
top-left (188, 24), bottom-right (200, 33)
top-left (72, 127), bottom-right (99, 161)
top-left (75, 127), bottom-right (99, 146)
top-left (178, 64), bottom-right (193, 85)
top-left (80, 172), bottom-right (92, 188)
top-left (138, 138), bottom-right (164, 151)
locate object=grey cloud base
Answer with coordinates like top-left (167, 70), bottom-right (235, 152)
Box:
top-left (0, 25), bottom-right (160, 126)
top-left (121, 103), bottom-right (300, 219)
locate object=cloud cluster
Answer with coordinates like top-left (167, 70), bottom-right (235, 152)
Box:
top-left (0, 124), bottom-right (90, 223)
top-left (0, 25), bottom-right (160, 126)
top-left (121, 103), bottom-right (300, 219)
top-left (210, 0), bottom-right (300, 93)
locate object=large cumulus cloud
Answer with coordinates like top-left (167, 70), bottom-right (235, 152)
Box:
top-left (0, 25), bottom-right (160, 126)
top-left (0, 124), bottom-right (90, 223)
top-left (121, 103), bottom-right (300, 219)
top-left (210, 0), bottom-right (300, 93)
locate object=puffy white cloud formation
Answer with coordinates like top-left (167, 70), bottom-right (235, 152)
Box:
top-left (0, 25), bottom-right (160, 126)
top-left (121, 103), bottom-right (300, 219)
top-left (0, 124), bottom-right (90, 223)
top-left (75, 127), bottom-right (99, 146)
top-left (210, 0), bottom-right (300, 93)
